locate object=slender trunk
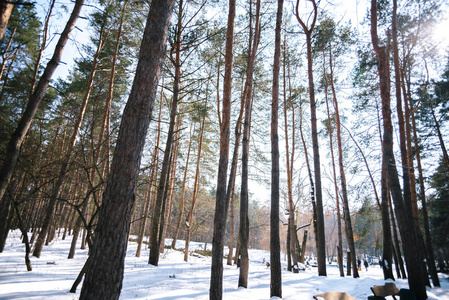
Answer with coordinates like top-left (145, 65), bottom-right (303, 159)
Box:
top-left (299, 90), bottom-right (317, 252)
top-left (295, 0), bottom-right (326, 276)
top-left (374, 95), bottom-right (395, 280)
top-left (171, 123), bottom-right (194, 249)
top-left (148, 95), bottom-right (178, 265)
top-left (430, 102), bottom-right (449, 170)
top-left (12, 202), bottom-right (32, 271)
top-left (283, 35), bottom-right (299, 274)
top-left (238, 0), bottom-right (261, 287)
top-left (0, 28), bottom-right (16, 94)
top-left (226, 192), bottom-right (236, 265)
top-left (159, 113), bottom-right (181, 253)
top-left (381, 158), bottom-right (395, 280)
top-left (184, 111), bottom-right (206, 262)
top-left (323, 66), bottom-right (344, 277)
top-left (270, 0), bottom-right (284, 297)
top-left (147, 100), bottom-right (163, 251)
top-left (79, 0), bottom-right (175, 298)
top-left (300, 229), bottom-right (308, 263)
top-left (389, 193), bottom-right (407, 279)
top-left (68, 188), bottom-right (89, 259)
top-left (346, 249), bottom-right (351, 276)
top-left (225, 31), bottom-right (246, 271)
top-left (148, 0), bottom-right (182, 265)
top-left (136, 148), bottom-right (158, 257)
top-left (329, 50), bottom-right (359, 278)
top-left (210, 0), bottom-right (235, 297)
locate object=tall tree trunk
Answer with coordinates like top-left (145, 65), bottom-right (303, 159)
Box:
top-left (159, 110), bottom-right (182, 254)
top-left (323, 63), bottom-right (344, 277)
top-left (295, 0), bottom-right (326, 276)
top-left (184, 111), bottom-right (206, 262)
top-left (0, 0), bottom-right (84, 236)
top-left (389, 193), bottom-right (407, 279)
top-left (79, 1), bottom-right (175, 298)
top-left (148, 0), bottom-right (182, 266)
top-left (381, 158), bottom-right (395, 280)
top-left (374, 96), bottom-right (395, 280)
top-left (33, 25), bottom-right (106, 258)
top-left (270, 0), bottom-right (283, 297)
top-left (147, 95), bottom-right (163, 252)
top-left (227, 192), bottom-right (236, 265)
top-left (328, 48), bottom-right (359, 278)
top-left (299, 87), bottom-right (318, 260)
top-left (238, 0), bottom-right (261, 287)
top-left (210, 0), bottom-right (235, 298)
top-left (136, 144), bottom-right (159, 257)
top-left (68, 187), bottom-right (89, 259)
top-left (371, 1), bottom-right (426, 297)
top-left (171, 122), bottom-right (194, 249)
top-left (429, 102), bottom-right (449, 170)
top-left (225, 24), bottom-right (247, 271)
top-left (283, 34), bottom-right (299, 274)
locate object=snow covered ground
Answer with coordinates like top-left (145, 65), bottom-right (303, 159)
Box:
top-left (1, 230), bottom-right (448, 299)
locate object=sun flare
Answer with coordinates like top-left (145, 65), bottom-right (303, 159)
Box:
top-left (432, 18), bottom-right (449, 48)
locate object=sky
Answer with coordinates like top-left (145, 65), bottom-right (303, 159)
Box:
top-left (1, 230), bottom-right (449, 299)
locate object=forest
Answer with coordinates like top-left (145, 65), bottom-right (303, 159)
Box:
top-left (0, 0), bottom-right (448, 299)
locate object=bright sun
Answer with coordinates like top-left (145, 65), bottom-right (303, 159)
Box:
top-left (432, 18), bottom-right (449, 48)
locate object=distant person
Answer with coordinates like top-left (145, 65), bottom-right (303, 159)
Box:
top-left (364, 259), bottom-right (369, 271)
top-left (357, 259), bottom-right (361, 271)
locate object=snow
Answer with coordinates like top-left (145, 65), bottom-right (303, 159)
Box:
top-left (1, 230), bottom-right (448, 300)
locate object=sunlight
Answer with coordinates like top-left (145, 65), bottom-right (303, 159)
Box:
top-left (432, 17), bottom-right (449, 49)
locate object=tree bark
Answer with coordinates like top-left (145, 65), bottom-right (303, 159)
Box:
top-left (381, 158), bottom-right (395, 280)
top-left (270, 0), bottom-right (283, 297)
top-left (283, 34), bottom-right (299, 274)
top-left (238, 0), bottom-right (261, 287)
top-left (148, 0), bottom-right (182, 266)
top-left (323, 65), bottom-right (344, 277)
top-left (389, 193), bottom-right (407, 279)
top-left (210, 0), bottom-right (235, 298)
top-left (184, 110), bottom-right (206, 262)
top-left (79, 1), bottom-right (175, 298)
top-left (0, 0), bottom-right (14, 41)
top-left (329, 51), bottom-right (359, 278)
top-left (295, 0), bottom-right (326, 276)
top-left (171, 122), bottom-right (194, 250)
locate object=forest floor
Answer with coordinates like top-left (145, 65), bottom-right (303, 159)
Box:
top-left (0, 230), bottom-right (448, 299)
